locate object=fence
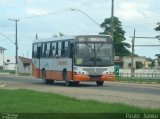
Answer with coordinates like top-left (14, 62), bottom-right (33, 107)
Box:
top-left (119, 69), bottom-right (160, 79)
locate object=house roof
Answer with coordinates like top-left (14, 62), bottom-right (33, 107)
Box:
top-left (19, 56), bottom-right (32, 64)
top-left (0, 46), bottom-right (6, 51)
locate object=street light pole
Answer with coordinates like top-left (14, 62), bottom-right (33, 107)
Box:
top-left (111, 0), bottom-right (114, 38)
top-left (131, 29), bottom-right (135, 77)
top-left (70, 9), bottom-right (100, 28)
top-left (9, 18), bottom-right (19, 74)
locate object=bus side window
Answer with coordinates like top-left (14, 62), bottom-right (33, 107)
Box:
top-left (37, 47), bottom-right (41, 59)
top-left (46, 42), bottom-right (51, 57)
top-left (61, 41), bottom-right (65, 57)
top-left (62, 41), bottom-right (69, 57)
top-left (57, 42), bottom-right (62, 57)
top-left (55, 42), bottom-right (58, 57)
top-left (51, 42), bottom-right (56, 57)
top-left (33, 43), bottom-right (38, 58)
top-left (42, 43), bottom-right (46, 57)
top-left (70, 43), bottom-right (74, 58)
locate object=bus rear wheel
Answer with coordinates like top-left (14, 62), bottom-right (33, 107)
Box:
top-left (47, 80), bottom-right (54, 85)
top-left (96, 81), bottom-right (104, 86)
top-left (72, 81), bottom-right (80, 86)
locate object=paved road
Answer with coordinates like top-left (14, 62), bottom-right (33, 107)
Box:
top-left (0, 74), bottom-right (160, 109)
top-left (0, 74), bottom-right (159, 95)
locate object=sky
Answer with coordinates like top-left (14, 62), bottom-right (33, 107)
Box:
top-left (0, 0), bottom-right (160, 60)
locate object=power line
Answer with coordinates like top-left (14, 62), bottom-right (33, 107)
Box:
top-left (129, 36), bottom-right (157, 39)
top-left (133, 45), bottom-right (160, 47)
top-left (14, 0), bottom-right (106, 20)
top-left (19, 0), bottom-right (94, 20)
top-left (0, 32), bottom-right (14, 43)
top-left (20, 9), bottom-right (70, 19)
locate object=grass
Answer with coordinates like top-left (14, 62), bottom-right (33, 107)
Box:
top-left (0, 70), bottom-right (15, 74)
top-left (0, 89), bottom-right (159, 113)
top-left (115, 76), bottom-right (160, 84)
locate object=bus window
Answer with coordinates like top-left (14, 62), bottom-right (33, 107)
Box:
top-left (65, 41), bottom-right (69, 57)
top-left (42, 43), bottom-right (46, 57)
top-left (58, 42), bottom-right (62, 57)
top-left (61, 41), bottom-right (69, 57)
top-left (46, 42), bottom-right (51, 57)
top-left (70, 43), bottom-right (74, 58)
top-left (33, 43), bottom-right (38, 58)
top-left (51, 42), bottom-right (56, 57)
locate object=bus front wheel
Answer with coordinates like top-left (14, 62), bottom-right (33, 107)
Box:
top-left (42, 69), bottom-right (46, 83)
top-left (96, 81), bottom-right (104, 86)
top-left (63, 71), bottom-right (70, 86)
top-left (42, 69), bottom-right (53, 85)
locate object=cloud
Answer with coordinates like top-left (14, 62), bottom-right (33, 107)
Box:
top-left (115, 2), bottom-right (144, 21)
top-left (26, 0), bottom-right (35, 2)
top-left (0, 0), bottom-right (13, 4)
top-left (26, 8), bottom-right (48, 15)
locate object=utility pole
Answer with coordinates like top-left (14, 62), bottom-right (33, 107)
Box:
top-left (131, 29), bottom-right (135, 77)
top-left (111, 0), bottom-right (114, 38)
top-left (9, 18), bottom-right (19, 74)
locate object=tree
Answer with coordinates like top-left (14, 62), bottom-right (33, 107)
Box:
top-left (100, 17), bottom-right (131, 56)
top-left (53, 32), bottom-right (64, 37)
top-left (147, 57), bottom-right (155, 68)
top-left (155, 54), bottom-right (160, 66)
top-left (154, 22), bottom-right (160, 61)
top-left (155, 22), bottom-right (160, 39)
top-left (59, 32), bottom-right (64, 36)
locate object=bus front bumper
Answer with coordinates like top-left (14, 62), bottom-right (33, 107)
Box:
top-left (74, 74), bottom-right (115, 81)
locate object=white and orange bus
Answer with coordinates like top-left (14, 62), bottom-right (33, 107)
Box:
top-left (32, 35), bottom-right (115, 86)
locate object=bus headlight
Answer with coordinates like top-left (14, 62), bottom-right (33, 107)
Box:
top-left (74, 71), bottom-right (87, 75)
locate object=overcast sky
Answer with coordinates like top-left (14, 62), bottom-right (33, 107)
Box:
top-left (0, 0), bottom-right (160, 59)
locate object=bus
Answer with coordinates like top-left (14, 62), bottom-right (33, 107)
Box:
top-left (32, 35), bottom-right (115, 86)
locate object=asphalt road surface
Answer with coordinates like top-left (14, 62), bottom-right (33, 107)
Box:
top-left (0, 74), bottom-right (160, 109)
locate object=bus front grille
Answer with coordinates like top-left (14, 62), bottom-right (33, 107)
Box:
top-left (82, 67), bottom-right (107, 75)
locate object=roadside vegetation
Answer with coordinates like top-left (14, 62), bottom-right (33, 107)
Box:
top-left (0, 89), bottom-right (159, 113)
top-left (0, 70), bottom-right (15, 74)
top-left (115, 76), bottom-right (160, 83)
top-left (0, 70), bottom-right (30, 76)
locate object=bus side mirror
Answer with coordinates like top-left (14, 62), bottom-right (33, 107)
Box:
top-left (37, 47), bottom-right (41, 59)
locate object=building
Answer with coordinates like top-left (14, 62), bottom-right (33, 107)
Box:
top-left (17, 56), bottom-right (32, 74)
top-left (0, 46), bottom-right (6, 70)
top-left (114, 56), bottom-right (149, 69)
top-left (4, 56), bottom-right (15, 71)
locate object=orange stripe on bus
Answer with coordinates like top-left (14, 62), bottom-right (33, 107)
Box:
top-left (45, 70), bottom-right (73, 81)
top-left (32, 64), bottom-right (40, 78)
top-left (74, 74), bottom-right (90, 81)
top-left (100, 74), bottom-right (115, 81)
top-left (74, 74), bottom-right (115, 81)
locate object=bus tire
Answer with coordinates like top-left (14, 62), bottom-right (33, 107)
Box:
top-left (73, 81), bottom-right (80, 86)
top-left (42, 69), bottom-right (48, 84)
top-left (96, 81), bottom-right (104, 86)
top-left (63, 71), bottom-right (70, 86)
top-left (50, 80), bottom-right (54, 85)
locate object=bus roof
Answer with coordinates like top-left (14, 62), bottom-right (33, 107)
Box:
top-left (33, 34), bottom-right (111, 43)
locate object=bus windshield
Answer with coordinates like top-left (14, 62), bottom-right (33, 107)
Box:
top-left (75, 38), bottom-right (114, 66)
